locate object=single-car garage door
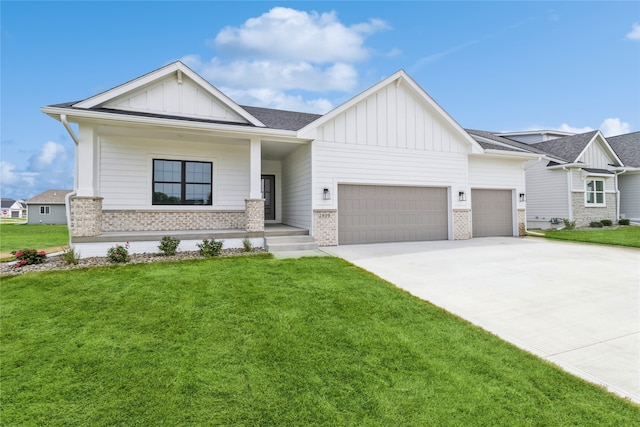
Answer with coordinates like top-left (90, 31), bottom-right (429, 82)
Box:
top-left (338, 184), bottom-right (448, 244)
top-left (471, 189), bottom-right (513, 237)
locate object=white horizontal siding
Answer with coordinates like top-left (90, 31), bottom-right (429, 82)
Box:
top-left (524, 160), bottom-right (569, 220)
top-left (317, 83), bottom-right (469, 154)
top-left (619, 174), bottom-right (640, 220)
top-left (469, 156), bottom-right (525, 189)
top-left (99, 135), bottom-right (249, 210)
top-left (281, 144), bottom-right (311, 229)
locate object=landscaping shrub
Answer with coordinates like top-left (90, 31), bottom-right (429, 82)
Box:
top-left (11, 249), bottom-right (46, 267)
top-left (61, 247), bottom-right (80, 265)
top-left (107, 243), bottom-right (130, 263)
top-left (197, 238), bottom-right (223, 257)
top-left (600, 219), bottom-right (613, 227)
top-left (589, 221), bottom-right (603, 228)
top-left (562, 218), bottom-right (576, 230)
top-left (158, 236), bottom-right (180, 256)
top-left (242, 237), bottom-right (253, 252)
top-left (619, 219), bottom-right (630, 226)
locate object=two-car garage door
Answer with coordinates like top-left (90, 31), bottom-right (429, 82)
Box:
top-left (338, 184), bottom-right (448, 244)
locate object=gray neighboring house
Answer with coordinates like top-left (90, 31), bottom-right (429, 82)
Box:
top-left (26, 190), bottom-right (73, 224)
top-left (467, 130), bottom-right (624, 229)
top-left (608, 131), bottom-right (640, 222)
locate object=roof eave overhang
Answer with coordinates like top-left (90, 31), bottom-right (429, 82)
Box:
top-left (471, 149), bottom-right (542, 160)
top-left (41, 106), bottom-right (307, 143)
top-left (547, 162), bottom-right (584, 170)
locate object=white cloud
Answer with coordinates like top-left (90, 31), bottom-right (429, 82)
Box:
top-left (28, 141), bottom-right (67, 171)
top-left (545, 118), bottom-right (631, 137)
top-left (183, 7), bottom-right (389, 113)
top-left (626, 22), bottom-right (640, 41)
top-left (1, 161), bottom-right (20, 185)
top-left (213, 7), bottom-right (387, 63)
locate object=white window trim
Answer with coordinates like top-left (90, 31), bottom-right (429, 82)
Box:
top-left (584, 179), bottom-right (605, 207)
top-left (40, 205), bottom-right (51, 215)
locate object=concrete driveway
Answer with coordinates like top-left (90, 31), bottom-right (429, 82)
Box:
top-left (321, 237), bottom-right (640, 403)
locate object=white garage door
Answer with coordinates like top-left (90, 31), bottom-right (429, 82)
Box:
top-left (472, 189), bottom-right (514, 237)
top-left (338, 184), bottom-right (448, 245)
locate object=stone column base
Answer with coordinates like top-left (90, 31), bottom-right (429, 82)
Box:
top-left (245, 199), bottom-right (265, 232)
top-left (313, 210), bottom-right (337, 246)
top-left (453, 209), bottom-right (471, 240)
top-left (518, 209), bottom-right (526, 236)
top-left (70, 196), bottom-right (103, 237)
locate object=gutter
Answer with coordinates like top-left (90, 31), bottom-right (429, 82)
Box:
top-left (562, 166), bottom-right (573, 221)
top-left (61, 114), bottom-right (79, 144)
top-left (614, 169), bottom-right (627, 220)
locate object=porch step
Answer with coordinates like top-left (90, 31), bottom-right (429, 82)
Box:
top-left (265, 235), bottom-right (318, 252)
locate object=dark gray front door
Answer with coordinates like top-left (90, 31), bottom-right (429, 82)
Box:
top-left (262, 175), bottom-right (275, 220)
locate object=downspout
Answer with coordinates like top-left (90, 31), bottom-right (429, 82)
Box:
top-left (615, 169), bottom-right (627, 220)
top-left (61, 114), bottom-right (79, 246)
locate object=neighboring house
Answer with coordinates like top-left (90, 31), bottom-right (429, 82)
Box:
top-left (1, 198), bottom-right (26, 219)
top-left (468, 130), bottom-right (624, 229)
top-left (608, 131), bottom-right (640, 222)
top-left (26, 190), bottom-right (73, 224)
top-left (41, 61), bottom-right (537, 257)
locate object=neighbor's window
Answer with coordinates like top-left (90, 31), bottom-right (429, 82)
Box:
top-left (152, 159), bottom-right (212, 205)
top-left (39, 206), bottom-right (50, 215)
top-left (585, 179), bottom-right (604, 205)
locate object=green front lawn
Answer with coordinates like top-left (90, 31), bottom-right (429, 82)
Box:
top-left (544, 226), bottom-right (640, 248)
top-left (2, 256), bottom-right (638, 425)
top-left (0, 223), bottom-right (69, 255)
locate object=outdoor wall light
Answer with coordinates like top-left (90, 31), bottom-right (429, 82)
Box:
top-left (458, 191), bottom-right (466, 202)
top-left (519, 193), bottom-right (526, 202)
top-left (323, 188), bottom-right (331, 200)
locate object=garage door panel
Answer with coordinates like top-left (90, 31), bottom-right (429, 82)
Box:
top-left (338, 184), bottom-right (448, 245)
top-left (471, 189), bottom-right (513, 237)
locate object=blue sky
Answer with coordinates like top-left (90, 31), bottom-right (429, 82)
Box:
top-left (1, 1), bottom-right (639, 200)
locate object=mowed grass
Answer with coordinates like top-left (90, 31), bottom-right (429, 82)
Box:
top-left (544, 226), bottom-right (640, 248)
top-left (0, 223), bottom-right (69, 256)
top-left (2, 255), bottom-right (638, 426)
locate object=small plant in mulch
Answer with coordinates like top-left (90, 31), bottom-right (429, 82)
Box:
top-left (61, 247), bottom-right (80, 265)
top-left (158, 236), bottom-right (181, 256)
top-left (107, 242), bottom-right (130, 263)
top-left (589, 221), bottom-right (603, 228)
top-left (197, 238), bottom-right (223, 257)
top-left (562, 218), bottom-right (576, 230)
top-left (600, 219), bottom-right (613, 227)
top-left (11, 249), bottom-right (46, 267)
top-left (242, 237), bottom-right (253, 252)
top-left (619, 219), bottom-right (630, 226)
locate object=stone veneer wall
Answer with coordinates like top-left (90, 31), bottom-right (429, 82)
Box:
top-left (453, 209), bottom-right (472, 240)
top-left (571, 193), bottom-right (617, 227)
top-left (70, 196), bottom-right (103, 237)
top-left (245, 199), bottom-right (265, 232)
top-left (313, 210), bottom-right (337, 246)
top-left (518, 209), bottom-right (526, 236)
top-left (102, 210), bottom-right (246, 232)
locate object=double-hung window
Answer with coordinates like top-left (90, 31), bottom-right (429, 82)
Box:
top-left (39, 206), bottom-right (50, 215)
top-left (585, 179), bottom-right (604, 206)
top-left (153, 159), bottom-right (212, 205)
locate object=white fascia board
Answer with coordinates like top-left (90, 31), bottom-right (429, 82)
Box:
top-left (73, 61), bottom-right (266, 128)
top-left (470, 150), bottom-right (541, 160)
top-left (41, 106), bottom-right (303, 142)
top-left (547, 162), bottom-right (584, 170)
top-left (575, 131), bottom-right (624, 166)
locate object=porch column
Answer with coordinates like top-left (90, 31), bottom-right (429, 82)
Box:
top-left (249, 138), bottom-right (262, 199)
top-left (76, 125), bottom-right (99, 197)
top-left (246, 138), bottom-right (264, 232)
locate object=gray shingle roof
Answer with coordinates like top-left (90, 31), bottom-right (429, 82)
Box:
top-left (26, 190), bottom-right (73, 204)
top-left (241, 106), bottom-right (322, 131)
top-left (1, 198), bottom-right (15, 209)
top-left (466, 129), bottom-right (547, 154)
top-left (607, 131), bottom-right (640, 167)
top-left (529, 130), bottom-right (599, 163)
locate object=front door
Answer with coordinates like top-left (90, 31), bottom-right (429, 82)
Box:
top-left (261, 175), bottom-right (275, 221)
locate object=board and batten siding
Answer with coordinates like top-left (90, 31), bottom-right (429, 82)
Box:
top-left (578, 139), bottom-right (617, 169)
top-left (524, 160), bottom-right (570, 220)
top-left (281, 144), bottom-right (312, 229)
top-left (316, 83), bottom-right (468, 154)
top-left (619, 174), bottom-right (640, 220)
top-left (104, 74), bottom-right (247, 124)
top-left (99, 135), bottom-right (249, 210)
